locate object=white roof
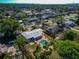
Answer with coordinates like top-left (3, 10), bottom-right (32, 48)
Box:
top-left (22, 29), bottom-right (43, 39)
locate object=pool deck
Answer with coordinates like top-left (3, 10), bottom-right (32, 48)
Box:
top-left (35, 34), bottom-right (48, 45)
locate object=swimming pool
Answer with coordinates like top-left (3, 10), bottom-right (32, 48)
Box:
top-left (40, 40), bottom-right (47, 46)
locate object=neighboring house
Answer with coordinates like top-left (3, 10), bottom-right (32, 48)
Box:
top-left (0, 44), bottom-right (16, 56)
top-left (0, 44), bottom-right (8, 55)
top-left (22, 10), bottom-right (32, 14)
top-left (4, 11), bottom-right (14, 16)
top-left (64, 15), bottom-right (70, 21)
top-left (40, 9), bottom-right (52, 14)
top-left (43, 22), bottom-right (63, 33)
top-left (47, 26), bottom-right (63, 34)
top-left (64, 21), bottom-right (75, 28)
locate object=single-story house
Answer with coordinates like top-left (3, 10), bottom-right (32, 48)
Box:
top-left (64, 21), bottom-right (75, 28)
top-left (0, 44), bottom-right (8, 55)
top-left (21, 29), bottom-right (44, 42)
top-left (47, 25), bottom-right (64, 34)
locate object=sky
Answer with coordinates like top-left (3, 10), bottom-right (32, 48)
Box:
top-left (0, 0), bottom-right (79, 4)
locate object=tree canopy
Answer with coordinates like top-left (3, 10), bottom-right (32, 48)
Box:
top-left (64, 30), bottom-right (77, 40)
top-left (54, 40), bottom-right (79, 59)
top-left (14, 36), bottom-right (32, 59)
top-left (0, 19), bottom-right (20, 44)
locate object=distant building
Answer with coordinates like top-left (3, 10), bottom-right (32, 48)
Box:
top-left (41, 9), bottom-right (52, 14)
top-left (22, 10), bottom-right (32, 14)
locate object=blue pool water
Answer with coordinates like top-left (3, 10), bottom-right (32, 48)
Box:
top-left (40, 40), bottom-right (47, 46)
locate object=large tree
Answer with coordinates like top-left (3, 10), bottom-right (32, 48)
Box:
top-left (64, 30), bottom-right (77, 40)
top-left (14, 36), bottom-right (32, 59)
top-left (0, 19), bottom-right (21, 44)
top-left (54, 40), bottom-right (79, 59)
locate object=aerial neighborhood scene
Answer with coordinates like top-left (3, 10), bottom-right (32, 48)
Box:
top-left (0, 0), bottom-right (79, 59)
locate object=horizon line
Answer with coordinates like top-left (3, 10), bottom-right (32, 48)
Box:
top-left (0, 2), bottom-right (79, 5)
